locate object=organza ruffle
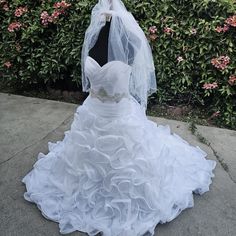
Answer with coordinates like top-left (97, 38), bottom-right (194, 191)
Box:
top-left (22, 96), bottom-right (216, 236)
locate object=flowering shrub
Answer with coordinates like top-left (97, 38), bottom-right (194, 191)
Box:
top-left (0, 0), bottom-right (236, 128)
top-left (136, 0), bottom-right (236, 129)
top-left (0, 0), bottom-right (92, 90)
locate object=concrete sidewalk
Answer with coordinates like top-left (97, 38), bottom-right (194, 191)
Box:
top-left (0, 92), bottom-right (235, 236)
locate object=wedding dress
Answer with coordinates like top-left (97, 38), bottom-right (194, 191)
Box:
top-left (22, 55), bottom-right (217, 236)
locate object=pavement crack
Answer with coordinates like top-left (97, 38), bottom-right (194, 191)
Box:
top-left (209, 144), bottom-right (236, 184)
top-left (188, 121), bottom-right (236, 184)
top-left (0, 114), bottom-right (73, 166)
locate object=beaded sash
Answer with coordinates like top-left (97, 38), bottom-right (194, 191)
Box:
top-left (90, 88), bottom-right (129, 103)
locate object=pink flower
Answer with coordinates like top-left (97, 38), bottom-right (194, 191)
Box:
top-left (215, 24), bottom-right (229, 33)
top-left (40, 11), bottom-right (50, 25)
top-left (190, 28), bottom-right (197, 35)
top-left (8, 22), bottom-right (22, 32)
top-left (40, 11), bottom-right (48, 20)
top-left (202, 82), bottom-right (218, 90)
top-left (4, 61), bottom-right (12, 68)
top-left (2, 3), bottom-right (9, 11)
top-left (40, 11), bottom-right (49, 20)
top-left (223, 24), bottom-right (230, 32)
top-left (164, 27), bottom-right (173, 34)
top-left (211, 56), bottom-right (230, 70)
top-left (14, 6), bottom-right (28, 17)
top-left (53, 1), bottom-right (71, 9)
top-left (215, 26), bottom-right (222, 33)
top-left (177, 56), bottom-right (184, 62)
top-left (53, 2), bottom-right (60, 8)
top-left (149, 26), bottom-right (157, 34)
top-left (15, 10), bottom-right (22, 17)
top-left (60, 1), bottom-right (71, 8)
top-left (225, 15), bottom-right (236, 27)
top-left (228, 75), bottom-right (236, 86)
top-left (47, 16), bottom-right (53, 23)
top-left (51, 10), bottom-right (61, 20)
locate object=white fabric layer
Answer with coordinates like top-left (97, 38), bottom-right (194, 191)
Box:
top-left (22, 57), bottom-right (216, 236)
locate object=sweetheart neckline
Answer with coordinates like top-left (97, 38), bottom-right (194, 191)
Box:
top-left (87, 56), bottom-right (131, 70)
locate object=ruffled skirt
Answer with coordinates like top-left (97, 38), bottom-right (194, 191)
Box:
top-left (22, 95), bottom-right (216, 236)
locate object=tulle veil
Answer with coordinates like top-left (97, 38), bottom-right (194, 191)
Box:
top-left (81, 0), bottom-right (157, 109)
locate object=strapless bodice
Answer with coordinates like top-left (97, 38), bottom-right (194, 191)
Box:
top-left (85, 56), bottom-right (132, 103)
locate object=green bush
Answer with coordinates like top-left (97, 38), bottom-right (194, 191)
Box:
top-left (0, 0), bottom-right (96, 87)
top-left (0, 0), bottom-right (236, 128)
top-left (137, 0), bottom-right (236, 129)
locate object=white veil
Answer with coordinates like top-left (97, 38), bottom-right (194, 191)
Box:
top-left (81, 0), bottom-right (157, 109)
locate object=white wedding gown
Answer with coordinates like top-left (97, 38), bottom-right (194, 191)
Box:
top-left (22, 56), bottom-right (217, 236)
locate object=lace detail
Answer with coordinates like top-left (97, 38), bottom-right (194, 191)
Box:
top-left (90, 88), bottom-right (129, 103)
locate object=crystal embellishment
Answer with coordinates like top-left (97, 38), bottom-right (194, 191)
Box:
top-left (90, 88), bottom-right (129, 103)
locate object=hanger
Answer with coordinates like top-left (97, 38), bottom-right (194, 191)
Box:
top-left (106, 14), bottom-right (112, 22)
top-left (105, 0), bottom-right (112, 22)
